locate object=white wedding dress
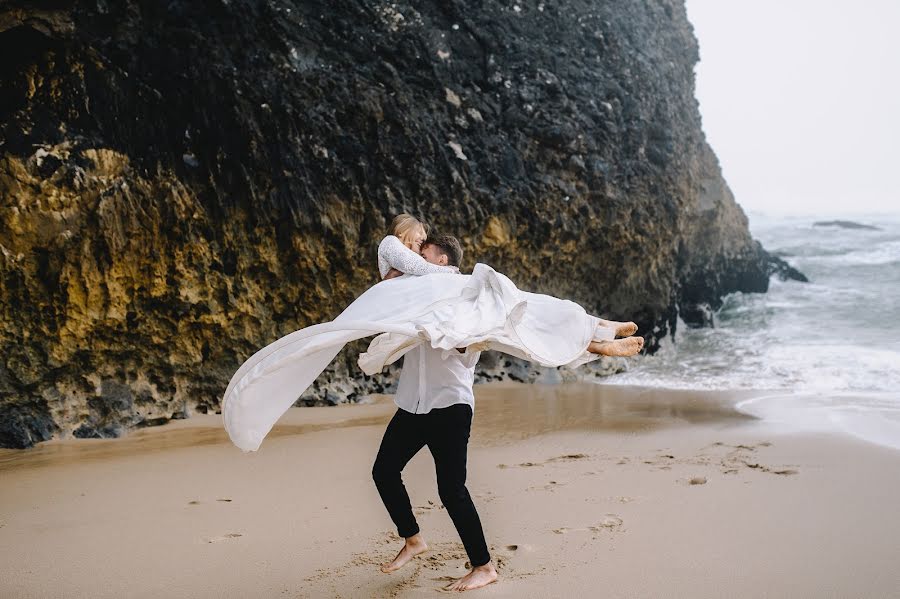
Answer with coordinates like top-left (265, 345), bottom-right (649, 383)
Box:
top-left (222, 236), bottom-right (615, 452)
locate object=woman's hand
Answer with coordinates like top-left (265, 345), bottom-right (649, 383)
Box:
top-left (384, 268), bottom-right (405, 280)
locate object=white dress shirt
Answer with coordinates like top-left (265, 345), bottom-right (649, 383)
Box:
top-left (393, 344), bottom-right (481, 414)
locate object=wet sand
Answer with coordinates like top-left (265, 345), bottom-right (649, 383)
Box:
top-left (1, 383), bottom-right (899, 598)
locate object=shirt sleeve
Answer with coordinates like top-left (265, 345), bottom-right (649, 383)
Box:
top-left (378, 235), bottom-right (460, 277)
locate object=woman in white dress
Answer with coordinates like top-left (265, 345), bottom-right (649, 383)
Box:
top-left (376, 214), bottom-right (642, 355)
top-left (222, 214), bottom-right (643, 453)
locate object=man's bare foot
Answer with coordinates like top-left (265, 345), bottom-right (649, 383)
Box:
top-left (380, 533), bottom-right (428, 573)
top-left (444, 562), bottom-right (498, 592)
top-left (588, 336), bottom-right (644, 356)
top-left (598, 319), bottom-right (638, 338)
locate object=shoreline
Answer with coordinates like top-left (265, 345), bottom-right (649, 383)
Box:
top-left (0, 382), bottom-right (764, 472)
top-left (2, 383), bottom-right (899, 597)
top-left (4, 380), bottom-right (897, 471)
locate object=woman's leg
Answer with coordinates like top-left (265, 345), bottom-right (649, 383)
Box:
top-left (597, 318), bottom-right (638, 337)
top-left (588, 336), bottom-right (644, 356)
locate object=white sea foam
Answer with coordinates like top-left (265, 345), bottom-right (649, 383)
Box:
top-left (815, 240), bottom-right (900, 266)
top-left (599, 212), bottom-right (900, 451)
top-left (734, 392), bottom-right (900, 451)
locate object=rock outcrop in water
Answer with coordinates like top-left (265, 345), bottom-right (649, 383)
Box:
top-left (813, 220), bottom-right (881, 231)
top-left (0, 0), bottom-right (795, 448)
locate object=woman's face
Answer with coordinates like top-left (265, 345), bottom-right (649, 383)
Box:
top-left (401, 224), bottom-right (427, 253)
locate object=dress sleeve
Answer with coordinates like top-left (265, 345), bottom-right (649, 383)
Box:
top-left (378, 235), bottom-right (460, 278)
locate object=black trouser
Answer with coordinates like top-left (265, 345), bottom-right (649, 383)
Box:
top-left (372, 403), bottom-right (491, 568)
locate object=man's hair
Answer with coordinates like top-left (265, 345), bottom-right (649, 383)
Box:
top-left (424, 234), bottom-right (463, 267)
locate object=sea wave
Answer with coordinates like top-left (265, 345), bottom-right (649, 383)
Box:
top-left (600, 211), bottom-right (900, 450)
top-left (813, 240), bottom-right (900, 266)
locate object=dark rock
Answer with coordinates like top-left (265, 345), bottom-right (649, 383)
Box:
top-left (72, 423), bottom-right (123, 439)
top-left (680, 303), bottom-right (715, 329)
top-left (0, 400), bottom-right (57, 449)
top-left (96, 380), bottom-right (134, 414)
top-left (767, 255), bottom-right (809, 283)
top-left (0, 0), bottom-right (790, 448)
top-left (136, 416), bottom-right (169, 428)
top-left (813, 220), bottom-right (881, 231)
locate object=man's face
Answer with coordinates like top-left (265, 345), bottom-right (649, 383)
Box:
top-left (420, 243), bottom-right (448, 266)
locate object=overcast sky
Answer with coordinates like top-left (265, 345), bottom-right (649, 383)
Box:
top-left (685, 0), bottom-right (900, 216)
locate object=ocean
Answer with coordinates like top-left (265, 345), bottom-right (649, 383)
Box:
top-left (602, 211), bottom-right (900, 450)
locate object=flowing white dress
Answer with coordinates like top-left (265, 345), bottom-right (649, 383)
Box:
top-left (222, 236), bottom-right (615, 452)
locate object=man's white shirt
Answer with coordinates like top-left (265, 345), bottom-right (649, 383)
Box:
top-left (394, 344), bottom-right (481, 414)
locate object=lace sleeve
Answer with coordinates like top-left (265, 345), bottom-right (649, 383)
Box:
top-left (378, 235), bottom-right (460, 278)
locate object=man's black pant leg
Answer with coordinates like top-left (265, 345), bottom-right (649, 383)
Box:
top-left (372, 408), bottom-right (427, 538)
top-left (427, 404), bottom-right (492, 567)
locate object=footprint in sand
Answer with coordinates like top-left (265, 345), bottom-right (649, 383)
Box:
top-left (499, 454), bottom-right (590, 469)
top-left (205, 533), bottom-right (243, 543)
top-left (724, 457), bottom-right (799, 476)
top-left (772, 469), bottom-right (798, 476)
top-left (706, 442), bottom-right (798, 476)
top-left (589, 515), bottom-right (624, 531)
top-left (675, 475), bottom-right (707, 486)
top-left (414, 499), bottom-right (440, 515)
top-left (547, 453), bottom-right (590, 463)
top-left (527, 480), bottom-right (566, 492)
top-left (553, 515), bottom-right (623, 535)
top-left (474, 491), bottom-right (498, 504)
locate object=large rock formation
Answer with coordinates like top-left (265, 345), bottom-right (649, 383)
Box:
top-left (0, 0), bottom-right (792, 448)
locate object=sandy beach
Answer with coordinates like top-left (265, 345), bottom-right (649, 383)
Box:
top-left (1, 382), bottom-right (899, 598)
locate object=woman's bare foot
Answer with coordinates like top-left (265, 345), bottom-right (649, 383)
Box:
top-left (444, 562), bottom-right (498, 592)
top-left (598, 319), bottom-right (638, 338)
top-left (588, 336), bottom-right (644, 356)
top-left (380, 533), bottom-right (428, 573)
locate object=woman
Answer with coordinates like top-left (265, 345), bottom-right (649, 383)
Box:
top-left (222, 214), bottom-right (643, 453)
top-left (370, 213), bottom-right (643, 359)
top-left (377, 214), bottom-right (460, 278)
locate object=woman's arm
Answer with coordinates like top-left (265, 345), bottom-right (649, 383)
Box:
top-left (378, 235), bottom-right (459, 278)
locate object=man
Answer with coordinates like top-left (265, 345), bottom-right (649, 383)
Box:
top-left (373, 234), bottom-right (499, 592)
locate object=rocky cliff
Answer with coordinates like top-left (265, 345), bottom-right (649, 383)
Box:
top-left (0, 0), bottom-right (794, 448)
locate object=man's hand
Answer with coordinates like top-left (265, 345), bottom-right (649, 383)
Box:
top-left (456, 341), bottom-right (491, 353)
top-left (384, 268), bottom-right (404, 280)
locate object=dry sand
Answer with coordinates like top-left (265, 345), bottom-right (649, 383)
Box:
top-left (1, 383), bottom-right (898, 598)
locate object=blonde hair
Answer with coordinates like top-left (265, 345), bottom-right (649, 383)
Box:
top-left (389, 213), bottom-right (428, 240)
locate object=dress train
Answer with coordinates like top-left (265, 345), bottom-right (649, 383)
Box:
top-left (222, 264), bottom-right (614, 452)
